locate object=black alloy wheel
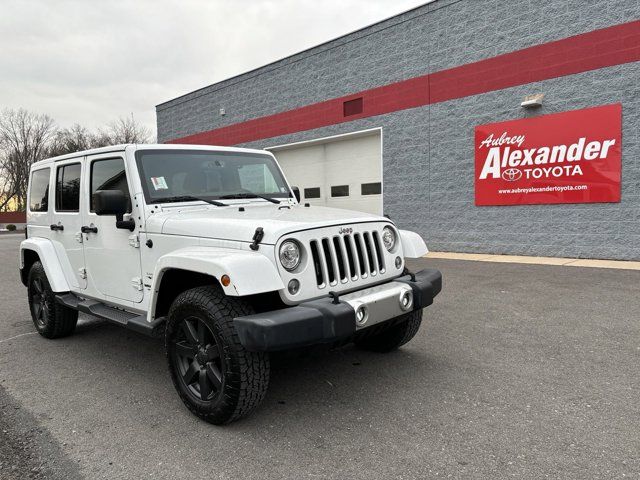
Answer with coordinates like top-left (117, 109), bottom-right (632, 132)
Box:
top-left (30, 276), bottom-right (49, 329)
top-left (27, 261), bottom-right (78, 338)
top-left (170, 316), bottom-right (225, 402)
top-left (165, 285), bottom-right (270, 424)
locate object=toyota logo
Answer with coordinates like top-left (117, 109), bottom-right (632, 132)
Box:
top-left (502, 168), bottom-right (522, 182)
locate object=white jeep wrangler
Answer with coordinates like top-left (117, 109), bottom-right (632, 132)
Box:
top-left (19, 144), bottom-right (442, 424)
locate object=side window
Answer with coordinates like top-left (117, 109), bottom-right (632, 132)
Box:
top-left (91, 158), bottom-right (131, 212)
top-left (55, 163), bottom-right (81, 212)
top-left (29, 168), bottom-right (50, 212)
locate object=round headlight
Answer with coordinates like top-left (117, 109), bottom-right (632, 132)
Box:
top-left (382, 226), bottom-right (397, 252)
top-left (279, 240), bottom-right (301, 271)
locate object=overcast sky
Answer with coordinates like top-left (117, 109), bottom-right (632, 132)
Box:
top-left (1, 0), bottom-right (427, 137)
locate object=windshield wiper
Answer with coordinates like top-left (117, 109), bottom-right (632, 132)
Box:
top-left (220, 191), bottom-right (281, 204)
top-left (150, 195), bottom-right (228, 207)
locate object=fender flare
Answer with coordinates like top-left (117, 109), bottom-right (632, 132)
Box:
top-left (399, 229), bottom-right (429, 258)
top-left (148, 246), bottom-right (285, 321)
top-left (19, 238), bottom-right (71, 292)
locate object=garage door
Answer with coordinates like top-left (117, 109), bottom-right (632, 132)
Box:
top-left (269, 130), bottom-right (382, 215)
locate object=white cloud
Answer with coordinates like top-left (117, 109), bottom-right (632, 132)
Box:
top-left (0, 0), bottom-right (427, 136)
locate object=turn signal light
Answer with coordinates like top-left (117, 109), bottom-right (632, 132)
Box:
top-left (221, 275), bottom-right (231, 287)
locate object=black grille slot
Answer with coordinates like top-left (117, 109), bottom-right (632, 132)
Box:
top-left (333, 237), bottom-right (346, 281)
top-left (321, 238), bottom-right (335, 284)
top-left (353, 233), bottom-right (366, 276)
top-left (372, 231), bottom-right (385, 271)
top-left (363, 232), bottom-right (376, 274)
top-left (310, 240), bottom-right (323, 286)
top-left (344, 236), bottom-right (356, 278)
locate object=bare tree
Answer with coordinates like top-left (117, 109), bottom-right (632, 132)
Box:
top-left (0, 110), bottom-right (152, 211)
top-left (48, 123), bottom-right (93, 157)
top-left (96, 114), bottom-right (151, 146)
top-left (0, 109), bottom-right (56, 211)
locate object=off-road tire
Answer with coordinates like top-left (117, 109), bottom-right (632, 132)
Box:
top-left (27, 261), bottom-right (78, 339)
top-left (354, 309), bottom-right (423, 353)
top-left (165, 286), bottom-right (270, 425)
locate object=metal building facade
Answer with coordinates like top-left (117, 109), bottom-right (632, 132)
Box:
top-left (157, 0), bottom-right (640, 260)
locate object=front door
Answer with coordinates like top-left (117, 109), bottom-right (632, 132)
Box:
top-left (51, 159), bottom-right (87, 289)
top-left (82, 154), bottom-right (143, 303)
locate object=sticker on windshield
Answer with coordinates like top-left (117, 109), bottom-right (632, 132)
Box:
top-left (151, 176), bottom-right (168, 190)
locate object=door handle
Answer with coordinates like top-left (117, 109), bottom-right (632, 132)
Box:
top-left (50, 224), bottom-right (64, 231)
top-left (81, 226), bottom-right (98, 234)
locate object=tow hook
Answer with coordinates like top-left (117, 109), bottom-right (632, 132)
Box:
top-left (328, 291), bottom-right (340, 304)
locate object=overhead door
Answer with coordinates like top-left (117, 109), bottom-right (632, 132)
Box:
top-left (269, 130), bottom-right (382, 215)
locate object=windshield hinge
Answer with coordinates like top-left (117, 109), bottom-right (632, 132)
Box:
top-left (249, 227), bottom-right (264, 251)
top-left (131, 277), bottom-right (143, 291)
top-left (128, 234), bottom-right (140, 248)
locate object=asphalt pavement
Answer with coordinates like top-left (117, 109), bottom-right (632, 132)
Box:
top-left (0, 234), bottom-right (638, 479)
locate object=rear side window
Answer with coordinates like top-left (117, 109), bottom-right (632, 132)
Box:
top-left (29, 168), bottom-right (50, 212)
top-left (55, 163), bottom-right (81, 212)
top-left (90, 158), bottom-right (131, 212)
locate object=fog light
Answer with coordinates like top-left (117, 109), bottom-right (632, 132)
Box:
top-left (395, 256), bottom-right (402, 269)
top-left (288, 279), bottom-right (300, 295)
top-left (355, 304), bottom-right (368, 326)
top-left (399, 289), bottom-right (413, 311)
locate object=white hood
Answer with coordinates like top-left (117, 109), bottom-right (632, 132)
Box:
top-left (144, 202), bottom-right (387, 244)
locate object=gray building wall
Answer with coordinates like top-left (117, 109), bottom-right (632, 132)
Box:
top-left (157, 0), bottom-right (640, 260)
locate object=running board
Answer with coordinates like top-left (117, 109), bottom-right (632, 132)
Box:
top-left (55, 293), bottom-right (164, 337)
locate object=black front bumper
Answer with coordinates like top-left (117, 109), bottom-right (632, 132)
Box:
top-left (234, 268), bottom-right (442, 352)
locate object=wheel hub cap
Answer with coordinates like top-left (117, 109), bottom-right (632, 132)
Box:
top-left (196, 348), bottom-right (208, 366)
top-left (172, 317), bottom-right (224, 402)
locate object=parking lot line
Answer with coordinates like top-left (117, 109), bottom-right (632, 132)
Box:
top-left (0, 332), bottom-right (37, 344)
top-left (427, 251), bottom-right (640, 270)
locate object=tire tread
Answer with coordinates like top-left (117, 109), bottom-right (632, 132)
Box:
top-left (354, 309), bottom-right (423, 352)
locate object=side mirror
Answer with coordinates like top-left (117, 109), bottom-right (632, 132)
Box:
top-left (93, 190), bottom-right (135, 231)
top-left (291, 186), bottom-right (301, 203)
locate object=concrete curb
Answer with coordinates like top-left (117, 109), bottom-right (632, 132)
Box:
top-left (425, 251), bottom-right (640, 271)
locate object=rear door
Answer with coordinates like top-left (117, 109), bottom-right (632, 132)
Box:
top-left (81, 153), bottom-right (143, 303)
top-left (51, 159), bottom-right (87, 289)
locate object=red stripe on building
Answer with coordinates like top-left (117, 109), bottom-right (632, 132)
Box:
top-left (0, 212), bottom-right (26, 224)
top-left (169, 20), bottom-right (640, 146)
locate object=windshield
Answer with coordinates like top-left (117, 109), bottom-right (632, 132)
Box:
top-left (135, 149), bottom-right (290, 203)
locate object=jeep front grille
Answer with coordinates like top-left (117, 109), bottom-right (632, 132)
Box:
top-left (309, 231), bottom-right (386, 288)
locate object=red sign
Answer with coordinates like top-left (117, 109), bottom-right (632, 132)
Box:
top-left (475, 104), bottom-right (621, 206)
